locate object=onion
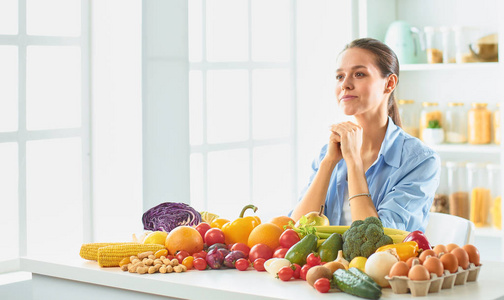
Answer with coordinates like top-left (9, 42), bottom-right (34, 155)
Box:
top-left (142, 202), bottom-right (201, 232)
top-left (365, 250), bottom-right (399, 287)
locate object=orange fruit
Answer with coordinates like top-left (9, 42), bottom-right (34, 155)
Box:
top-left (210, 218), bottom-right (230, 229)
top-left (247, 222), bottom-right (283, 251)
top-left (165, 226), bottom-right (204, 255)
top-left (269, 216), bottom-right (295, 231)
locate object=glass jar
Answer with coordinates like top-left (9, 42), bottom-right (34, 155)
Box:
top-left (446, 161), bottom-right (469, 219)
top-left (398, 99), bottom-right (419, 138)
top-left (419, 102), bottom-right (442, 141)
top-left (494, 103), bottom-right (500, 145)
top-left (424, 26), bottom-right (443, 63)
top-left (467, 162), bottom-right (491, 227)
top-left (445, 102), bottom-right (467, 143)
top-left (431, 162), bottom-right (449, 214)
top-left (487, 164), bottom-right (501, 229)
top-left (468, 103), bottom-right (491, 144)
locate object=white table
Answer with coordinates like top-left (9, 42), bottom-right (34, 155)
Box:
top-left (19, 256), bottom-right (504, 300)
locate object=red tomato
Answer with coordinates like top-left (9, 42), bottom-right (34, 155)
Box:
top-left (166, 255), bottom-right (175, 261)
top-left (195, 222), bottom-right (212, 241)
top-left (277, 266), bottom-right (294, 281)
top-left (279, 229), bottom-right (301, 249)
top-left (235, 258), bottom-right (249, 271)
top-left (192, 250), bottom-right (207, 259)
top-left (273, 247), bottom-right (289, 258)
top-left (249, 244), bottom-right (273, 262)
top-left (230, 243), bottom-right (250, 258)
top-left (253, 258), bottom-right (266, 271)
top-left (306, 253), bottom-right (321, 267)
top-left (292, 263), bottom-right (301, 279)
top-left (175, 250), bottom-right (190, 262)
top-left (204, 228), bottom-right (225, 246)
top-left (314, 278), bottom-right (331, 293)
top-left (193, 258), bottom-right (208, 270)
top-left (300, 264), bottom-right (311, 280)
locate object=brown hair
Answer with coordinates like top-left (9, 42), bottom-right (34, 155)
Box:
top-left (342, 38), bottom-right (402, 127)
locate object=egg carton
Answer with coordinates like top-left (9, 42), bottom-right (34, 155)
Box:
top-left (385, 263), bottom-right (482, 297)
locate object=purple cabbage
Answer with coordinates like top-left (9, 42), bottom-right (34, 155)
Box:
top-left (142, 202), bottom-right (201, 232)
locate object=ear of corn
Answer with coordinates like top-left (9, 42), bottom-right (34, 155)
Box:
top-left (97, 243), bottom-right (166, 267)
top-left (80, 243), bottom-right (137, 261)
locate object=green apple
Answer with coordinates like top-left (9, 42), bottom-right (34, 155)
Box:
top-left (295, 205), bottom-right (330, 227)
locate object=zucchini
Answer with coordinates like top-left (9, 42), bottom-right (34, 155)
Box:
top-left (333, 268), bottom-right (382, 300)
top-left (347, 267), bottom-right (382, 291)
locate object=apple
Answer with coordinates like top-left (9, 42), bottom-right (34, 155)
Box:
top-left (295, 205), bottom-right (330, 227)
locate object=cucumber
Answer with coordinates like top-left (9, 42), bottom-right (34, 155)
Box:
top-left (333, 268), bottom-right (382, 300)
top-left (284, 234), bottom-right (318, 266)
top-left (317, 233), bottom-right (343, 262)
top-left (347, 267), bottom-right (382, 291)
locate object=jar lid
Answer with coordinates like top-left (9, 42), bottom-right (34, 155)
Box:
top-left (487, 164), bottom-right (500, 170)
top-left (422, 102), bottom-right (439, 107)
top-left (398, 99), bottom-right (414, 104)
top-left (448, 102), bottom-right (464, 106)
top-left (445, 161), bottom-right (466, 168)
top-left (466, 162), bottom-right (486, 169)
top-left (471, 103), bottom-right (488, 108)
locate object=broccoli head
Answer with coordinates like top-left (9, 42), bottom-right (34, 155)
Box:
top-left (342, 216), bottom-right (393, 261)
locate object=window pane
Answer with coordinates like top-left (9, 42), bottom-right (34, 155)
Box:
top-left (252, 69), bottom-right (291, 139)
top-left (26, 138), bottom-right (82, 256)
top-left (0, 143), bottom-right (19, 259)
top-left (207, 70), bottom-right (249, 143)
top-left (0, 0), bottom-right (18, 34)
top-left (189, 70), bottom-right (204, 145)
top-left (26, 0), bottom-right (81, 37)
top-left (0, 46), bottom-right (18, 132)
top-left (206, 0), bottom-right (248, 61)
top-left (251, 0), bottom-right (290, 62)
top-left (207, 149), bottom-right (249, 218)
top-left (188, 0), bottom-right (203, 62)
top-left (190, 153), bottom-right (205, 210)
top-left (26, 46), bottom-right (81, 130)
top-left (253, 144), bottom-right (292, 219)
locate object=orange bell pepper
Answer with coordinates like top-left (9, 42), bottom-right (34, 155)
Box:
top-left (221, 204), bottom-right (261, 245)
top-left (375, 241), bottom-right (419, 262)
top-left (210, 218), bottom-right (230, 229)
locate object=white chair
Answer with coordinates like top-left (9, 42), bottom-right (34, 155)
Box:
top-left (424, 212), bottom-right (475, 246)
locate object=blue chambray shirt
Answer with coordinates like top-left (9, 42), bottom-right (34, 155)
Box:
top-left (295, 117), bottom-right (441, 232)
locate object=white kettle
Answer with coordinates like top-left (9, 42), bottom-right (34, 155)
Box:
top-left (384, 20), bottom-right (426, 64)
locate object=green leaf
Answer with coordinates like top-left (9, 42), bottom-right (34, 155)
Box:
top-left (427, 120), bottom-right (441, 129)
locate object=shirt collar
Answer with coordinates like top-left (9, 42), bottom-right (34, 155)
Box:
top-left (377, 116), bottom-right (404, 168)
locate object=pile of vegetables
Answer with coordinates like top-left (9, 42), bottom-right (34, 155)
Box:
top-left (142, 202), bottom-right (201, 232)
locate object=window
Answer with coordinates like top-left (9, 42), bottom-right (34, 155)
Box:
top-left (0, 0), bottom-right (89, 259)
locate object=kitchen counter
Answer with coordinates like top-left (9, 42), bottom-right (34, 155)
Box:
top-left (19, 256), bottom-right (504, 300)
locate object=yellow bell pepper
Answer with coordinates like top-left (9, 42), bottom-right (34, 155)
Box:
top-left (221, 204), bottom-right (261, 245)
top-left (210, 218), bottom-right (230, 229)
top-left (375, 241), bottom-right (419, 262)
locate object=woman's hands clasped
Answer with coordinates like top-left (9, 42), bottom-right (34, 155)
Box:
top-left (325, 121), bottom-right (363, 165)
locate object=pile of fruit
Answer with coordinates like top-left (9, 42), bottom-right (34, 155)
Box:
top-left (79, 202), bottom-right (482, 299)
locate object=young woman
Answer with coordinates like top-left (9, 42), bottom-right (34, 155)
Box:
top-left (291, 38), bottom-right (440, 232)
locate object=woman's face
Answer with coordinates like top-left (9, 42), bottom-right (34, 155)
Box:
top-left (335, 47), bottom-right (390, 117)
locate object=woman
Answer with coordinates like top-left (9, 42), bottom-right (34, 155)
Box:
top-left (291, 38), bottom-right (440, 232)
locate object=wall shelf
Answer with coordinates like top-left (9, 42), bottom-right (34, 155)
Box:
top-left (430, 144), bottom-right (501, 154)
top-left (401, 62), bottom-right (499, 71)
top-left (475, 227), bottom-right (503, 238)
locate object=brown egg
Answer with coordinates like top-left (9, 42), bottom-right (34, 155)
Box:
top-left (389, 261), bottom-right (410, 277)
top-left (451, 247), bottom-right (469, 269)
top-left (406, 257), bottom-right (420, 268)
top-left (419, 249), bottom-right (436, 264)
top-left (446, 243), bottom-right (459, 252)
top-left (462, 244), bottom-right (481, 266)
top-left (423, 256), bottom-right (444, 277)
top-left (408, 265), bottom-right (430, 281)
top-left (433, 244), bottom-right (448, 256)
top-left (440, 252), bottom-right (459, 273)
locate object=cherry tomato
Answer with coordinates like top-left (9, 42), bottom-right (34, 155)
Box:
top-left (235, 258), bottom-right (249, 271)
top-left (277, 266), bottom-right (294, 281)
top-left (253, 258), bottom-right (266, 271)
top-left (182, 256), bottom-right (194, 269)
top-left (249, 244), bottom-right (273, 262)
top-left (314, 278), bottom-right (331, 293)
top-left (195, 222), bottom-right (212, 241)
top-left (292, 263), bottom-right (301, 279)
top-left (273, 247), bottom-right (289, 258)
top-left (230, 243), bottom-right (250, 258)
top-left (192, 250), bottom-right (207, 259)
top-left (279, 229), bottom-right (301, 249)
top-left (175, 250), bottom-right (190, 262)
top-left (306, 253), bottom-right (321, 267)
top-left (300, 264), bottom-right (311, 280)
top-left (204, 228), bottom-right (225, 246)
top-left (193, 258), bottom-right (208, 270)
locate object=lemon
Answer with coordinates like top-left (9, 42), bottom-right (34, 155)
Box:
top-left (143, 231), bottom-right (168, 246)
top-left (349, 256), bottom-right (367, 272)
